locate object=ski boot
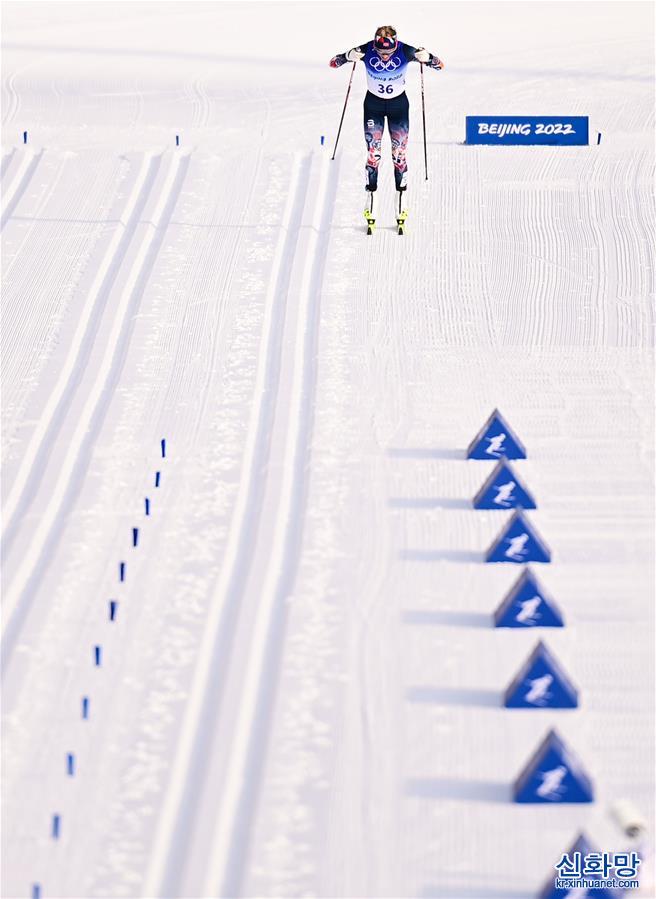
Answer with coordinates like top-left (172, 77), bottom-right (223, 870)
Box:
top-left (364, 189), bottom-right (376, 235)
top-left (396, 189), bottom-right (408, 235)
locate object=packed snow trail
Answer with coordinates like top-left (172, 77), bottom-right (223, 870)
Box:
top-left (141, 151), bottom-right (336, 898)
top-left (1, 3), bottom-right (654, 899)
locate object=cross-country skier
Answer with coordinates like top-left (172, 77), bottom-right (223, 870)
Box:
top-left (329, 26), bottom-right (444, 205)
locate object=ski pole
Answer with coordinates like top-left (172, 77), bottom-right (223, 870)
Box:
top-left (331, 62), bottom-right (357, 161)
top-left (420, 63), bottom-right (428, 180)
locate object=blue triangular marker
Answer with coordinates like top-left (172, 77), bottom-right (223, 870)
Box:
top-left (539, 833), bottom-right (622, 898)
top-left (540, 833), bottom-right (590, 899)
top-left (494, 568), bottom-right (564, 627)
top-left (513, 729), bottom-right (594, 803)
top-left (504, 641), bottom-right (578, 708)
top-left (466, 409), bottom-right (527, 460)
top-left (566, 832), bottom-right (595, 858)
top-left (473, 458), bottom-right (536, 510)
top-left (486, 510), bottom-right (551, 563)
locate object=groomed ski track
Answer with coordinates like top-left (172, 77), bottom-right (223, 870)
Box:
top-left (143, 151), bottom-right (336, 899)
top-left (1, 3), bottom-right (654, 899)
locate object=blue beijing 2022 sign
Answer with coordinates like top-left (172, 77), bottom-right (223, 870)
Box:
top-left (466, 116), bottom-right (589, 146)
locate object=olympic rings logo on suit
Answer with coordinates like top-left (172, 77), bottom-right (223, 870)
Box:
top-left (368, 54), bottom-right (401, 71)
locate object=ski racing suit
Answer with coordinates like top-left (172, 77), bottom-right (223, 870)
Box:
top-left (330, 41), bottom-right (444, 191)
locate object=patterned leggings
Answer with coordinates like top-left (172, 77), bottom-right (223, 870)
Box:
top-left (363, 91), bottom-right (409, 191)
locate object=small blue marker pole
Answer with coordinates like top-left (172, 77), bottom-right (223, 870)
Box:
top-left (109, 600), bottom-right (118, 621)
top-left (52, 814), bottom-right (61, 839)
top-left (320, 135), bottom-right (325, 146)
top-left (66, 753), bottom-right (75, 776)
top-left (32, 884), bottom-right (41, 899)
top-left (94, 645), bottom-right (102, 667)
top-left (119, 561), bottom-right (126, 582)
top-left (81, 696), bottom-right (90, 719)
top-left (597, 132), bottom-right (602, 145)
top-left (23, 131), bottom-right (28, 144)
top-left (155, 471), bottom-right (161, 487)
top-left (132, 527), bottom-right (139, 548)
top-left (145, 497), bottom-right (150, 516)
top-left (161, 438), bottom-right (166, 458)
top-left (176, 135), bottom-right (180, 147)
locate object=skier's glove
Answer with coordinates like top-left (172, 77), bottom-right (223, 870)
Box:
top-left (346, 47), bottom-right (365, 61)
top-left (415, 47), bottom-right (430, 63)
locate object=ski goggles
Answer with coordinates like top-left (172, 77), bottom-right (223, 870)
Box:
top-left (374, 36), bottom-right (398, 54)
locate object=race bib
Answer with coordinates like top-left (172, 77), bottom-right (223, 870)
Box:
top-left (364, 49), bottom-right (409, 98)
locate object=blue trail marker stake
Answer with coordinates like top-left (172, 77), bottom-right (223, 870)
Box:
top-left (109, 600), bottom-right (118, 621)
top-left (94, 645), bottom-right (102, 666)
top-left (597, 132), bottom-right (602, 145)
top-left (81, 696), bottom-right (90, 719)
top-left (161, 438), bottom-right (166, 458)
top-left (52, 814), bottom-right (61, 839)
top-left (119, 561), bottom-right (126, 582)
top-left (66, 753), bottom-right (75, 776)
top-left (23, 130), bottom-right (28, 144)
top-left (32, 884), bottom-right (41, 899)
top-left (155, 471), bottom-right (161, 487)
top-left (132, 527), bottom-right (139, 547)
top-left (176, 135), bottom-right (180, 146)
top-left (320, 135), bottom-right (325, 145)
top-left (145, 497), bottom-right (151, 516)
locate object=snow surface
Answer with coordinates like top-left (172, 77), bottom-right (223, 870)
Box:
top-left (1, 2), bottom-right (654, 897)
